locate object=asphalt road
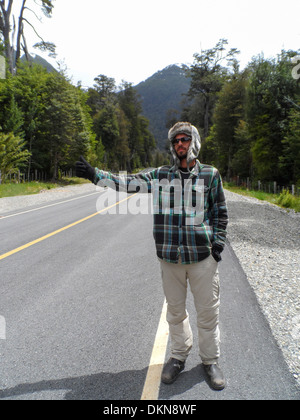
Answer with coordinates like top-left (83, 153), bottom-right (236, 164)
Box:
top-left (0, 189), bottom-right (299, 400)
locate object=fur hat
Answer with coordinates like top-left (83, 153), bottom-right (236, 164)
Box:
top-left (168, 122), bottom-right (201, 170)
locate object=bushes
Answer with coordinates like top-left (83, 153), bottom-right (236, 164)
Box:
top-left (224, 183), bottom-right (300, 212)
top-left (275, 189), bottom-right (300, 212)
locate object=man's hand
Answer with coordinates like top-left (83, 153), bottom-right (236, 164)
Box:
top-left (75, 156), bottom-right (96, 183)
top-left (212, 244), bottom-right (223, 263)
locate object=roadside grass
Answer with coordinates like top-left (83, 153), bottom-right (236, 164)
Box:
top-left (0, 177), bottom-right (89, 198)
top-left (224, 182), bottom-right (300, 213)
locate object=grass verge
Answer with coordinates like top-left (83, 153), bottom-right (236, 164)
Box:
top-left (0, 177), bottom-right (89, 198)
top-left (224, 183), bottom-right (300, 213)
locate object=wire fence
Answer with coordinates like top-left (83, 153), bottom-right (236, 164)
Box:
top-left (0, 169), bottom-right (74, 184)
top-left (224, 176), bottom-right (300, 196)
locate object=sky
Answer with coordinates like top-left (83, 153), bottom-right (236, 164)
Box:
top-left (22, 0), bottom-right (300, 87)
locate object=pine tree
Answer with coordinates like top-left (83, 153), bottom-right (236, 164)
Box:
top-left (0, 132), bottom-right (31, 177)
top-left (281, 107), bottom-right (300, 184)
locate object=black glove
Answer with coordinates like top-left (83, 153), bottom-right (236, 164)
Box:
top-left (212, 244), bottom-right (223, 263)
top-left (75, 156), bottom-right (96, 183)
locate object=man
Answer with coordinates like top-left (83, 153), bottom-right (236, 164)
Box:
top-left (75, 122), bottom-right (228, 390)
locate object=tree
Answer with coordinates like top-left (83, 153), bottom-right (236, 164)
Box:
top-left (185, 39), bottom-right (239, 139)
top-left (0, 131), bottom-right (31, 177)
top-left (118, 81), bottom-right (155, 170)
top-left (87, 75), bottom-right (124, 170)
top-left (0, 0), bottom-right (14, 73)
top-left (114, 107), bottom-right (130, 170)
top-left (92, 74), bottom-right (117, 108)
top-left (3, 63), bottom-right (50, 177)
top-left (0, 62), bottom-right (95, 180)
top-left (38, 72), bottom-right (93, 180)
top-left (231, 120), bottom-right (253, 178)
top-left (280, 107), bottom-right (300, 184)
top-left (0, 0), bottom-right (55, 75)
top-left (205, 70), bottom-right (247, 178)
top-left (246, 51), bottom-right (300, 182)
top-left (0, 77), bottom-right (24, 136)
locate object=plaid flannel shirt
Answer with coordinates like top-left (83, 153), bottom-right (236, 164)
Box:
top-left (95, 160), bottom-right (228, 264)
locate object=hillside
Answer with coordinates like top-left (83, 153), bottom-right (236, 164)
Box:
top-left (20, 54), bottom-right (57, 73)
top-left (135, 64), bottom-right (191, 150)
top-left (18, 57), bottom-right (190, 151)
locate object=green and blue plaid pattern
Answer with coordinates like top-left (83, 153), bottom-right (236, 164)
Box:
top-left (95, 160), bottom-right (228, 264)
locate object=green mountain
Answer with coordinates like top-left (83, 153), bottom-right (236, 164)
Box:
top-left (135, 64), bottom-right (191, 150)
top-left (19, 57), bottom-right (189, 151)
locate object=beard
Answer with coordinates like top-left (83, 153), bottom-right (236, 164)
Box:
top-left (176, 151), bottom-right (188, 161)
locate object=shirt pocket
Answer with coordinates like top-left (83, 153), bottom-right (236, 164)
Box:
top-left (192, 223), bottom-right (213, 247)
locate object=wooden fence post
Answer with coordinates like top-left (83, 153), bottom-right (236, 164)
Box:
top-left (292, 185), bottom-right (295, 196)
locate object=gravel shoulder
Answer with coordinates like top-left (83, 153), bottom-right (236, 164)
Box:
top-left (0, 184), bottom-right (299, 386)
top-left (225, 189), bottom-right (300, 386)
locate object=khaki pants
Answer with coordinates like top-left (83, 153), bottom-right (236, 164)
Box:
top-left (160, 255), bottom-right (220, 365)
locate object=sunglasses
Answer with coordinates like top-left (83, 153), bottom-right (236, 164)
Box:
top-left (172, 136), bottom-right (191, 145)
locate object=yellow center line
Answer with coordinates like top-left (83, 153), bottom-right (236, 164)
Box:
top-left (141, 299), bottom-right (169, 400)
top-left (0, 194), bottom-right (136, 261)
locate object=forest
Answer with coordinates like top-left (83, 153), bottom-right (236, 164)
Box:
top-left (0, 0), bottom-right (156, 181)
top-left (1, 1), bottom-right (300, 188)
top-left (181, 39), bottom-right (300, 187)
top-left (0, 62), bottom-right (158, 181)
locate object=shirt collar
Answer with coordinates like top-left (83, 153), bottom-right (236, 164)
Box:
top-left (171, 160), bottom-right (201, 176)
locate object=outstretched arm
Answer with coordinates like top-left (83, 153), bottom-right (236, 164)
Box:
top-left (75, 156), bottom-right (155, 193)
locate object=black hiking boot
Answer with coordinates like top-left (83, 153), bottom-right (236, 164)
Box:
top-left (161, 357), bottom-right (185, 384)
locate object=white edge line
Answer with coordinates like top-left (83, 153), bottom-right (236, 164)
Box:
top-left (141, 299), bottom-right (169, 400)
top-left (0, 191), bottom-right (102, 219)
